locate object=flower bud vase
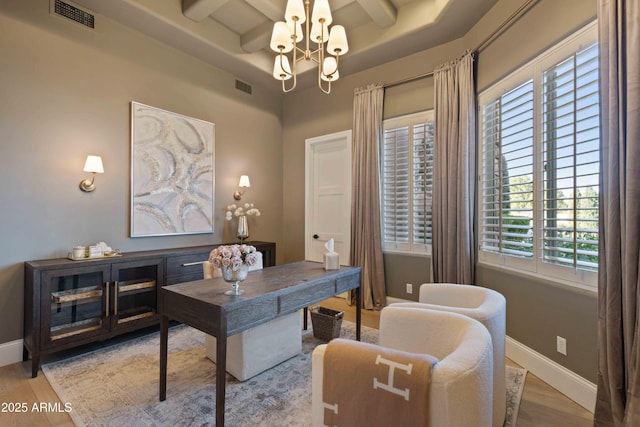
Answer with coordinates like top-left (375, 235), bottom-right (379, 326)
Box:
top-left (221, 264), bottom-right (249, 295)
top-left (237, 215), bottom-right (249, 243)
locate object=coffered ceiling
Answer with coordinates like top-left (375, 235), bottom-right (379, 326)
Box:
top-left (71, 0), bottom-right (499, 93)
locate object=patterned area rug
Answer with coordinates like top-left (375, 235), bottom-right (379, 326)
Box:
top-left (42, 322), bottom-right (526, 426)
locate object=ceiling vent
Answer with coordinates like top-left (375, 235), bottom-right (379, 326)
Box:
top-left (51, 0), bottom-right (95, 29)
top-left (235, 79), bottom-right (252, 95)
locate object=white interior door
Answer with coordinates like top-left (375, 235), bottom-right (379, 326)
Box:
top-left (305, 130), bottom-right (352, 267)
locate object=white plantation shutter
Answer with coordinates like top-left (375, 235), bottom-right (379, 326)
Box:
top-left (412, 121), bottom-right (434, 245)
top-left (481, 81), bottom-right (534, 258)
top-left (542, 43), bottom-right (599, 271)
top-left (478, 23), bottom-right (599, 289)
top-left (382, 112), bottom-right (434, 253)
top-left (382, 126), bottom-right (410, 246)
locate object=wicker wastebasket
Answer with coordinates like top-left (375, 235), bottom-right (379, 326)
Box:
top-left (310, 306), bottom-right (344, 341)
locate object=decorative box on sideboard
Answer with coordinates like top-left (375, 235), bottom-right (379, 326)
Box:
top-left (23, 241), bottom-right (275, 377)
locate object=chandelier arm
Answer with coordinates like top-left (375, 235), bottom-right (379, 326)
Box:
top-left (318, 78), bottom-right (331, 94)
top-left (308, 46), bottom-right (323, 60)
top-left (282, 76), bottom-right (297, 92)
top-left (282, 43), bottom-right (298, 92)
top-left (294, 46), bottom-right (308, 63)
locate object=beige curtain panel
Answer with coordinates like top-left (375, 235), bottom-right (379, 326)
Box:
top-left (595, 0), bottom-right (640, 426)
top-left (349, 83), bottom-right (387, 310)
top-left (431, 51), bottom-right (477, 284)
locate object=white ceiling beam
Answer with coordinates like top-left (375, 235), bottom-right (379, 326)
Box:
top-left (244, 0), bottom-right (284, 22)
top-left (182, 0), bottom-right (231, 22)
top-left (241, 21), bottom-right (274, 53)
top-left (356, 0), bottom-right (396, 28)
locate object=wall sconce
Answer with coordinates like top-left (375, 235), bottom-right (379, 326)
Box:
top-left (233, 175), bottom-right (251, 200)
top-left (79, 155), bottom-right (104, 192)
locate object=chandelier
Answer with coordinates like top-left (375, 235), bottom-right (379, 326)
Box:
top-left (270, 0), bottom-right (349, 94)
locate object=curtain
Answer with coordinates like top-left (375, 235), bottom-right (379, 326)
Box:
top-left (431, 51), bottom-right (476, 284)
top-left (595, 1), bottom-right (640, 426)
top-left (350, 83), bottom-right (386, 310)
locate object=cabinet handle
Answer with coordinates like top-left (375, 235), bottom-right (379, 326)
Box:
top-left (114, 281), bottom-right (118, 317)
top-left (181, 261), bottom-right (205, 267)
top-left (105, 282), bottom-right (109, 318)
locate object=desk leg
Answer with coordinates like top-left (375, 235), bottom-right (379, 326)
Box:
top-left (216, 320), bottom-right (227, 426)
top-left (356, 285), bottom-right (361, 341)
top-left (159, 315), bottom-right (168, 401)
top-left (303, 307), bottom-right (308, 330)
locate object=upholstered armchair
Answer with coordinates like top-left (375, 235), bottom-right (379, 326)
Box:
top-left (312, 306), bottom-right (494, 427)
top-left (203, 251), bottom-right (302, 381)
top-left (393, 283), bottom-right (506, 427)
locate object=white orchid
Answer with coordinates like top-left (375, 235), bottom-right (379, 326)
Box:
top-left (225, 202), bottom-right (260, 220)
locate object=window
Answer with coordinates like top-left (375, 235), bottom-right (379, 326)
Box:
top-left (478, 23), bottom-right (599, 290)
top-left (382, 111), bottom-right (434, 254)
top-left (481, 81), bottom-right (535, 259)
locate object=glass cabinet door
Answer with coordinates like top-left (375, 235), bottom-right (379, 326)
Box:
top-left (43, 265), bottom-right (111, 345)
top-left (111, 259), bottom-right (163, 327)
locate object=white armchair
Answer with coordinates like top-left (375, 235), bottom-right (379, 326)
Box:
top-left (203, 251), bottom-right (302, 381)
top-left (312, 306), bottom-right (494, 427)
top-left (393, 283), bottom-right (506, 427)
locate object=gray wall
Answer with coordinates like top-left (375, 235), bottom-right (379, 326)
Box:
top-left (0, 0), bottom-right (284, 344)
top-left (282, 0), bottom-right (598, 382)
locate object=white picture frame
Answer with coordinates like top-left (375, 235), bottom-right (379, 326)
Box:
top-left (130, 102), bottom-right (215, 237)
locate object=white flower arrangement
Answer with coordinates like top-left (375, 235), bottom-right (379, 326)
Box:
top-left (208, 244), bottom-right (259, 272)
top-left (225, 203), bottom-right (261, 221)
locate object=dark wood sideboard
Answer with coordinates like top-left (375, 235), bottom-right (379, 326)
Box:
top-left (23, 241), bottom-right (275, 377)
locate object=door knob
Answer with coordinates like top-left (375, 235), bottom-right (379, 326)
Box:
top-left (313, 234), bottom-right (319, 239)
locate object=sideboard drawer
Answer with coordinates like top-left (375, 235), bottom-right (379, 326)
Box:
top-left (165, 251), bottom-right (210, 285)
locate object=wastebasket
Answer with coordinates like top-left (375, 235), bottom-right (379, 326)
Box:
top-left (310, 306), bottom-right (344, 341)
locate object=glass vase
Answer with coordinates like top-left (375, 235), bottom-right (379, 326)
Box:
top-left (221, 264), bottom-right (249, 295)
top-left (237, 215), bottom-right (249, 243)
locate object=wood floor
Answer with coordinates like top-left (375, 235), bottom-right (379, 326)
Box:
top-left (0, 297), bottom-right (593, 426)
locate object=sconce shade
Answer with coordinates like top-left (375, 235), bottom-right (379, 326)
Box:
top-left (234, 175), bottom-right (251, 200)
top-left (83, 155), bottom-right (104, 173)
top-left (79, 155), bottom-right (104, 192)
top-left (238, 175), bottom-right (251, 188)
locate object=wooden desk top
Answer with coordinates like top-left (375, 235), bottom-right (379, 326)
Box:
top-left (160, 261), bottom-right (361, 336)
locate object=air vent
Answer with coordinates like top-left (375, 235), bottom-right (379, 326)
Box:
top-left (53, 0), bottom-right (95, 29)
top-left (235, 79), bottom-right (252, 95)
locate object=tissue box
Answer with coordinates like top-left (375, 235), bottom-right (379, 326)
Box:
top-left (88, 245), bottom-right (103, 258)
top-left (323, 253), bottom-right (340, 270)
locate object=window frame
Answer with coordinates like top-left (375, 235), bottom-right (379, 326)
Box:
top-left (382, 110), bottom-right (435, 256)
top-left (477, 22), bottom-right (599, 292)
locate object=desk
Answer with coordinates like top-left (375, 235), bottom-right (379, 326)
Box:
top-left (158, 261), bottom-right (362, 426)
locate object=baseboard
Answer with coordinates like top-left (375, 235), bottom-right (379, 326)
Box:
top-left (506, 336), bottom-right (596, 413)
top-left (0, 339), bottom-right (23, 368)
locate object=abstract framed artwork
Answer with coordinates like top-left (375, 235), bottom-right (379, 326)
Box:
top-left (130, 102), bottom-right (215, 237)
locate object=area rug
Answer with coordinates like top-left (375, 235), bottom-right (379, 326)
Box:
top-left (42, 322), bottom-right (526, 426)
